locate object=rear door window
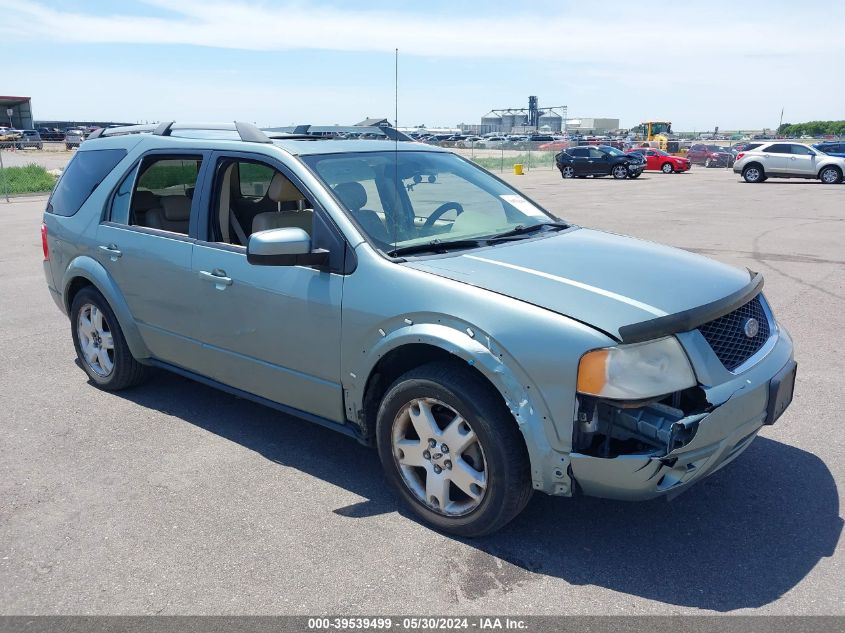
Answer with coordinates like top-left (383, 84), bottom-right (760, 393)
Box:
top-left (48, 148), bottom-right (127, 216)
top-left (765, 144), bottom-right (792, 154)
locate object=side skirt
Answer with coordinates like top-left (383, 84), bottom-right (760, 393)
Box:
top-left (148, 359), bottom-right (364, 441)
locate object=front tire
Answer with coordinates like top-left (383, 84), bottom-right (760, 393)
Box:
top-left (70, 287), bottom-right (149, 390)
top-left (560, 165), bottom-right (575, 179)
top-left (376, 362), bottom-right (532, 537)
top-left (612, 164), bottom-right (629, 179)
top-left (661, 162), bottom-right (674, 173)
top-left (705, 158), bottom-right (712, 168)
top-left (819, 166), bottom-right (842, 184)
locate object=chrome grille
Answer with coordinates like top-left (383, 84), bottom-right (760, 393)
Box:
top-left (698, 295), bottom-right (771, 371)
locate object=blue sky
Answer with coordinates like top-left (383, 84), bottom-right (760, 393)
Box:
top-left (2, 0), bottom-right (841, 131)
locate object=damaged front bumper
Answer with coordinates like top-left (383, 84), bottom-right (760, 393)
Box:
top-left (568, 326), bottom-right (795, 501)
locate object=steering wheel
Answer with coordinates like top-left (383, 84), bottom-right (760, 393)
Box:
top-left (423, 202), bottom-right (464, 229)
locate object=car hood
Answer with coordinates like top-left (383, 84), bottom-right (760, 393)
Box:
top-left (403, 228), bottom-right (751, 341)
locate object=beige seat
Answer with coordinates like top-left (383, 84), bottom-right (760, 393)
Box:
top-left (252, 173), bottom-right (313, 234)
top-left (145, 196), bottom-right (191, 233)
top-left (332, 182), bottom-right (390, 242)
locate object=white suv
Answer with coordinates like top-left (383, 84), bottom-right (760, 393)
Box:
top-left (733, 141), bottom-right (844, 184)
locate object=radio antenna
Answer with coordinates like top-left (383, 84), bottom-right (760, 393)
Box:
top-left (393, 47), bottom-right (399, 250)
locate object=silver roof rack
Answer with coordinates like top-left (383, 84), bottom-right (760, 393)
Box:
top-left (87, 121), bottom-right (272, 144)
top-left (263, 124), bottom-right (413, 142)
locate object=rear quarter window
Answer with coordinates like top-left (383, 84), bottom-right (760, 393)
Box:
top-left (48, 148), bottom-right (127, 217)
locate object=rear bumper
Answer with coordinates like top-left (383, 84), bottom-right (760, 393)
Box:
top-left (570, 327), bottom-right (794, 500)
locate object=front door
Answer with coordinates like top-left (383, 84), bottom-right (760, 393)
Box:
top-left (588, 148), bottom-right (610, 175)
top-left (785, 144), bottom-right (819, 176)
top-left (96, 151), bottom-right (209, 367)
top-left (190, 152), bottom-right (346, 423)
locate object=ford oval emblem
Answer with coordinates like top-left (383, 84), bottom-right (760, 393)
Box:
top-left (743, 317), bottom-right (760, 339)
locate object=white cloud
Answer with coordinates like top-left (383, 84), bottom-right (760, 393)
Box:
top-left (2, 0), bottom-right (841, 129)
top-left (0, 0), bottom-right (832, 61)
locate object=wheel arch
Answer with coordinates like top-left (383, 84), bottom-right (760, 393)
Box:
top-left (818, 163), bottom-right (842, 181)
top-left (349, 321), bottom-right (559, 486)
top-left (742, 160), bottom-right (765, 174)
top-left (61, 255), bottom-right (151, 360)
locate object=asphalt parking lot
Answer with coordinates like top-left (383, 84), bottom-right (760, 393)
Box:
top-left (1, 167), bottom-right (843, 615)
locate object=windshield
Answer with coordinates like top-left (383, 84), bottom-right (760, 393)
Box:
top-left (303, 150), bottom-right (558, 253)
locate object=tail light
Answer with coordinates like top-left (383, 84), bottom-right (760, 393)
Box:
top-left (736, 152), bottom-right (745, 161)
top-left (41, 222), bottom-right (49, 261)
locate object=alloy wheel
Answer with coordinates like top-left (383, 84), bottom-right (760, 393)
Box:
top-left (744, 167), bottom-right (761, 182)
top-left (612, 165), bottom-right (628, 179)
top-left (820, 167), bottom-right (841, 184)
top-left (662, 163), bottom-right (673, 173)
top-left (76, 303), bottom-right (115, 377)
top-left (391, 398), bottom-right (488, 516)
top-left (562, 166), bottom-right (574, 178)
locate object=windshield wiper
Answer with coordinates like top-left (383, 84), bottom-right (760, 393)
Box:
top-left (486, 221), bottom-right (569, 242)
top-left (387, 239), bottom-right (486, 258)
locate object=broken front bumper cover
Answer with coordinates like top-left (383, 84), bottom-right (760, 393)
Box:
top-left (569, 327), bottom-right (794, 501)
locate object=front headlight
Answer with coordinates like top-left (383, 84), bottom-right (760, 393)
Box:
top-left (577, 336), bottom-right (696, 400)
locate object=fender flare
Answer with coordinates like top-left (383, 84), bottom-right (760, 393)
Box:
top-left (347, 320), bottom-right (570, 495)
top-left (61, 255), bottom-right (151, 360)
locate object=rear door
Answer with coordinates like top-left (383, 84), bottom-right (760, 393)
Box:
top-left (567, 147), bottom-right (591, 174)
top-left (759, 143), bottom-right (790, 175)
top-left (96, 150), bottom-right (210, 367)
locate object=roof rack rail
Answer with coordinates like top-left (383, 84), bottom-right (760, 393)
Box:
top-left (263, 124), bottom-right (413, 142)
top-left (89, 121), bottom-right (272, 144)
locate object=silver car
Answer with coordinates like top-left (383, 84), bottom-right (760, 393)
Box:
top-left (733, 141), bottom-right (845, 183)
top-left (42, 122), bottom-right (796, 536)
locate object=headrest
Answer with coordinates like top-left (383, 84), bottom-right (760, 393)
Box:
top-left (333, 181), bottom-right (367, 211)
top-left (268, 172), bottom-right (304, 203)
top-left (131, 190), bottom-right (158, 211)
top-left (161, 196), bottom-right (192, 221)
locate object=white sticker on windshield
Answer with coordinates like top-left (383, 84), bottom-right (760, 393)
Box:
top-left (500, 194), bottom-right (546, 217)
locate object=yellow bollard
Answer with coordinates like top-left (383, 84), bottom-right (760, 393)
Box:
top-left (513, 163), bottom-right (524, 175)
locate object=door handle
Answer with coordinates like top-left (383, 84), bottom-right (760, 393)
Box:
top-left (98, 244), bottom-right (122, 259)
top-left (199, 269), bottom-right (233, 288)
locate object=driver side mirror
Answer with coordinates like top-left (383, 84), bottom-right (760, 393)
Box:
top-left (247, 227), bottom-right (329, 267)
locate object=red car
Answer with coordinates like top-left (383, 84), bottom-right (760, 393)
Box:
top-left (538, 139), bottom-right (570, 151)
top-left (625, 147), bottom-right (691, 173)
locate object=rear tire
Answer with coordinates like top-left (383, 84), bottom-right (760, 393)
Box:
top-left (70, 287), bottom-right (149, 390)
top-left (742, 164), bottom-right (765, 183)
top-left (376, 361), bottom-right (532, 537)
top-left (819, 166), bottom-right (842, 184)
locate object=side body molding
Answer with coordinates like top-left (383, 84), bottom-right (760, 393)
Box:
top-left (61, 255), bottom-right (151, 360)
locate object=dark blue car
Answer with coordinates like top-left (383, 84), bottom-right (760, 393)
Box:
top-left (814, 142), bottom-right (845, 158)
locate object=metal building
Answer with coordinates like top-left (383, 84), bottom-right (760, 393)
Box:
top-left (1, 95), bottom-right (33, 129)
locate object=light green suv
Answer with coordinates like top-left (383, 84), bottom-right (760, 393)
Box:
top-left (42, 122), bottom-right (796, 536)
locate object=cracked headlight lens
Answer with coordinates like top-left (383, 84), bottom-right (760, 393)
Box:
top-left (577, 336), bottom-right (696, 400)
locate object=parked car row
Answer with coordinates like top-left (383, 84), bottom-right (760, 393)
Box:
top-left (0, 126), bottom-right (90, 150)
